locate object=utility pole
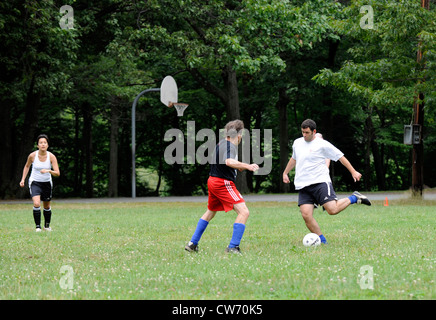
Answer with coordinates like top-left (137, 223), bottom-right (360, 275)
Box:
top-left (411, 0), bottom-right (430, 198)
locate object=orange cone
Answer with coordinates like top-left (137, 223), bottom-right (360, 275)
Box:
top-left (384, 197), bottom-right (389, 207)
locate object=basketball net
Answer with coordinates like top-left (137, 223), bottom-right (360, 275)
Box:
top-left (170, 103), bottom-right (188, 117)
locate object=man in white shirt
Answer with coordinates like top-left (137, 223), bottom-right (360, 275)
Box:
top-left (283, 119), bottom-right (371, 244)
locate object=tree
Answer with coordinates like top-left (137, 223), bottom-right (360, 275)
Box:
top-left (3, 1), bottom-right (434, 199)
top-left (314, 0), bottom-right (436, 193)
top-left (66, 0), bottom-right (144, 197)
top-left (131, 0), bottom-right (339, 192)
top-left (0, 0), bottom-right (78, 198)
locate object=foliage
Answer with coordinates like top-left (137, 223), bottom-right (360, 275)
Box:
top-left (1, 0), bottom-right (435, 199)
top-left (313, 0), bottom-right (436, 190)
top-left (314, 0), bottom-right (436, 109)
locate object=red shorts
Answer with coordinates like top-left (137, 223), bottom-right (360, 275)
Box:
top-left (207, 176), bottom-right (245, 212)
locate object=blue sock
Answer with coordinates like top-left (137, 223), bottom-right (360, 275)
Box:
top-left (191, 219), bottom-right (209, 245)
top-left (229, 223), bottom-right (246, 248)
top-left (319, 234), bottom-right (327, 244)
top-left (348, 195), bottom-right (357, 204)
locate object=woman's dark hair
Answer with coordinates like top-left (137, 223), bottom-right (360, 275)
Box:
top-left (37, 134), bottom-right (49, 144)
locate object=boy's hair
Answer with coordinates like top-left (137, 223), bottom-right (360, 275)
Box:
top-left (301, 119), bottom-right (317, 131)
top-left (224, 120), bottom-right (244, 138)
top-left (37, 134), bottom-right (49, 144)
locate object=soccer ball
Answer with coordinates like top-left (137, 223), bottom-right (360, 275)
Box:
top-left (303, 233), bottom-right (321, 247)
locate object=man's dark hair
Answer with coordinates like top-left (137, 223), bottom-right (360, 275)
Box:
top-left (301, 119), bottom-right (316, 131)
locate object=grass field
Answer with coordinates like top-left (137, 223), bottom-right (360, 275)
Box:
top-left (0, 198), bottom-right (434, 300)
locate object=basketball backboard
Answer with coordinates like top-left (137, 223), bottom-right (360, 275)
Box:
top-left (160, 76), bottom-right (178, 107)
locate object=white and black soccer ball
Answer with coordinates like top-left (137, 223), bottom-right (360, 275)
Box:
top-left (303, 233), bottom-right (321, 247)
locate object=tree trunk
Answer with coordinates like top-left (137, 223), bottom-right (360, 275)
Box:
top-left (412, 95), bottom-right (424, 197)
top-left (412, 0), bottom-right (429, 197)
top-left (82, 102), bottom-right (94, 198)
top-left (14, 75), bottom-right (41, 199)
top-left (371, 139), bottom-right (386, 191)
top-left (363, 111), bottom-right (372, 191)
top-left (277, 88), bottom-right (291, 193)
top-left (73, 105), bottom-right (82, 196)
top-left (108, 102), bottom-right (120, 197)
top-left (222, 66), bottom-right (240, 120)
top-left (222, 67), bottom-right (249, 193)
top-left (0, 99), bottom-right (13, 198)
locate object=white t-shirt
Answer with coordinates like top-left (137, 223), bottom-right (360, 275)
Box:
top-left (292, 137), bottom-right (344, 190)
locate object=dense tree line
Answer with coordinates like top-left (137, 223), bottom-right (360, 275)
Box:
top-left (1, 0), bottom-right (435, 199)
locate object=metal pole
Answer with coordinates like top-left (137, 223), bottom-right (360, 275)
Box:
top-left (131, 88), bottom-right (160, 198)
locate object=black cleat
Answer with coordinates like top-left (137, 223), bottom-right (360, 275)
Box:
top-left (184, 241), bottom-right (198, 252)
top-left (225, 246), bottom-right (241, 254)
top-left (352, 191), bottom-right (371, 206)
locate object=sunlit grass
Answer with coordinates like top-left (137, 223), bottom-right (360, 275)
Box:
top-left (0, 199), bottom-right (434, 299)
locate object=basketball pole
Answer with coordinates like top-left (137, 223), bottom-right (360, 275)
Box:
top-left (131, 88), bottom-right (160, 198)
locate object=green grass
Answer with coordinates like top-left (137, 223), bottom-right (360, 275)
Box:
top-left (0, 199), bottom-right (434, 300)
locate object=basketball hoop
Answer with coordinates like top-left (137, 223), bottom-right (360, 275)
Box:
top-left (161, 76), bottom-right (188, 116)
top-left (169, 102), bottom-right (189, 117)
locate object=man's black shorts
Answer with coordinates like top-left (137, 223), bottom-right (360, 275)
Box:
top-left (30, 181), bottom-right (53, 201)
top-left (298, 182), bottom-right (338, 207)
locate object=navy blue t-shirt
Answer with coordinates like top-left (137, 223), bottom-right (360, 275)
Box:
top-left (209, 139), bottom-right (238, 182)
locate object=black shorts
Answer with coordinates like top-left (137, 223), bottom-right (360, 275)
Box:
top-left (30, 181), bottom-right (53, 202)
top-left (298, 182), bottom-right (338, 207)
